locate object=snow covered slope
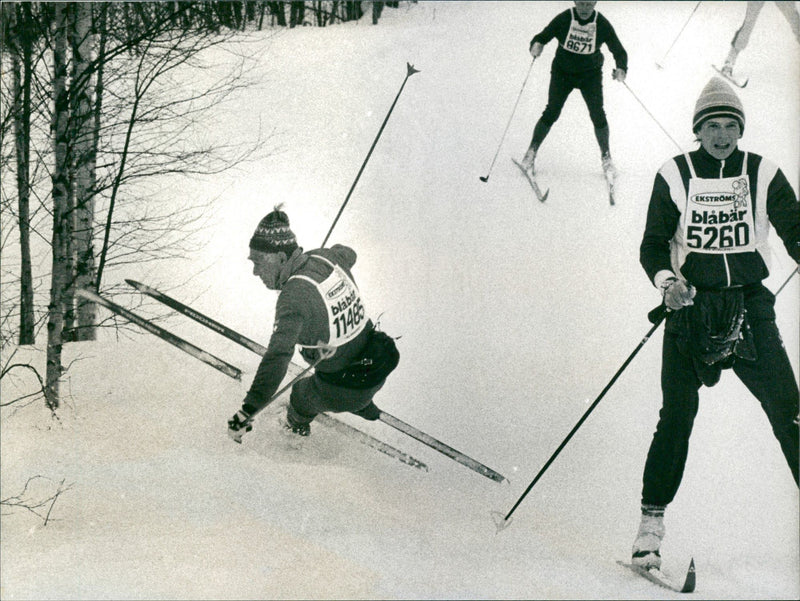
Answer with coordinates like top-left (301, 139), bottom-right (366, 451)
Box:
top-left (2, 2), bottom-right (798, 599)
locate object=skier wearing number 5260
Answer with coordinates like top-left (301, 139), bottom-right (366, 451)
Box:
top-left (632, 77), bottom-right (800, 570)
top-left (520, 1), bottom-right (627, 183)
top-left (227, 206), bottom-right (395, 441)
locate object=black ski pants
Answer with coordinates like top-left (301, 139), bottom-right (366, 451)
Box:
top-left (288, 372), bottom-right (384, 425)
top-left (531, 65), bottom-right (608, 149)
top-left (641, 287), bottom-right (799, 508)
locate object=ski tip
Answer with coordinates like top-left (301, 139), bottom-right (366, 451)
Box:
top-left (540, 189), bottom-right (549, 202)
top-left (655, 62), bottom-right (664, 70)
top-left (680, 557), bottom-right (697, 593)
top-left (712, 65), bottom-right (748, 88)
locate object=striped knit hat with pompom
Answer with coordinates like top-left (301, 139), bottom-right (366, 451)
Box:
top-left (693, 77), bottom-right (745, 134)
top-left (249, 204), bottom-right (299, 256)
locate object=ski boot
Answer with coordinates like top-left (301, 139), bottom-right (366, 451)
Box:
top-left (521, 147), bottom-right (536, 176)
top-left (284, 414), bottom-right (311, 437)
top-left (631, 507), bottom-right (665, 570)
top-left (601, 152), bottom-right (617, 180)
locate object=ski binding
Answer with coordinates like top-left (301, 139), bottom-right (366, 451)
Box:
top-left (617, 558), bottom-right (696, 593)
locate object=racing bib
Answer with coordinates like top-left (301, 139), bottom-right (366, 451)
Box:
top-left (563, 9), bottom-right (597, 55)
top-left (682, 152), bottom-right (755, 254)
top-left (289, 255), bottom-right (367, 347)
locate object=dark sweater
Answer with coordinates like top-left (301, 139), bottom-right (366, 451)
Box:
top-left (531, 8), bottom-right (627, 74)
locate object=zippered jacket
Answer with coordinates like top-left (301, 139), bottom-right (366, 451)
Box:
top-left (640, 146), bottom-right (799, 290)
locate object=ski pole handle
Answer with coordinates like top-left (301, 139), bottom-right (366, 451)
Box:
top-left (648, 304), bottom-right (669, 324)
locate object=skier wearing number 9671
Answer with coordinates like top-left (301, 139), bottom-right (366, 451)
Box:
top-left (520, 1), bottom-right (627, 182)
top-left (632, 77), bottom-right (800, 570)
top-left (227, 205), bottom-right (398, 441)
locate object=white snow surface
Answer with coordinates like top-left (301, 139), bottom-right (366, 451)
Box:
top-left (2, 2), bottom-right (799, 599)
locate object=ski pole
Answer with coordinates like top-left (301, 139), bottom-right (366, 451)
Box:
top-left (623, 82), bottom-right (683, 153)
top-left (496, 305), bottom-right (668, 531)
top-left (655, 1), bottom-right (701, 69)
top-left (479, 57), bottom-right (536, 183)
top-left (774, 266), bottom-right (799, 296)
top-left (321, 62), bottom-right (420, 248)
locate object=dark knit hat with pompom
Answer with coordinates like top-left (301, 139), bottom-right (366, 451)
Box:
top-left (249, 204), bottom-right (299, 256)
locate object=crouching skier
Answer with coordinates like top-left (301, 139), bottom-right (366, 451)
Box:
top-left (227, 205), bottom-right (398, 439)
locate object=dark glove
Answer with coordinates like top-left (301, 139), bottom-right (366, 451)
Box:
top-left (661, 277), bottom-right (696, 311)
top-left (227, 407), bottom-right (254, 443)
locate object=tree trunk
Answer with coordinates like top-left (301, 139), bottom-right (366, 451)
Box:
top-left (372, 1), bottom-right (384, 24)
top-left (45, 3), bottom-right (71, 410)
top-left (345, 1), bottom-right (362, 22)
top-left (68, 1), bottom-right (97, 341)
top-left (290, 1), bottom-right (305, 27)
top-left (257, 2), bottom-right (266, 29)
top-left (92, 10), bottom-right (107, 289)
top-left (268, 2), bottom-right (286, 26)
top-left (11, 4), bottom-right (36, 345)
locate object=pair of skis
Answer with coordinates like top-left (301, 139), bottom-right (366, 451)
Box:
top-left (78, 287), bottom-right (423, 469)
top-left (512, 158), bottom-right (615, 205)
top-left (84, 281), bottom-right (506, 483)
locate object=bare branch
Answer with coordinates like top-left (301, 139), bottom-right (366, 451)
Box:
top-left (1, 476), bottom-right (73, 526)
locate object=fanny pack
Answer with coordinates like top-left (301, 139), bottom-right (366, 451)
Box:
top-left (667, 287), bottom-right (756, 386)
top-left (317, 328), bottom-right (400, 390)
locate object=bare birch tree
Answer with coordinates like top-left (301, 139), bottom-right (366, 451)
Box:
top-left (4, 2), bottom-right (36, 345)
top-left (44, 2), bottom-right (70, 410)
top-left (5, 0), bottom-right (412, 411)
top-left (66, 1), bottom-right (97, 341)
